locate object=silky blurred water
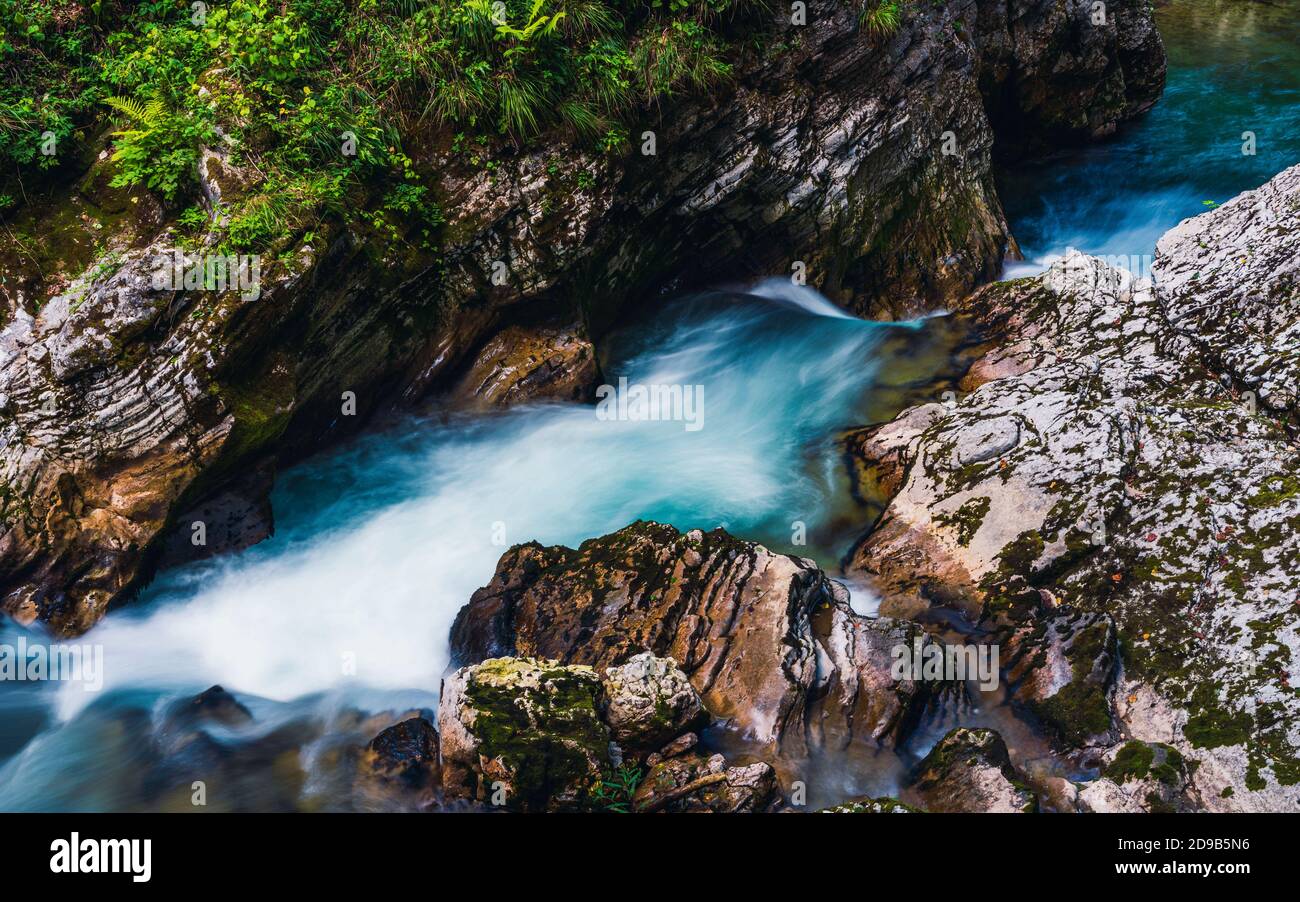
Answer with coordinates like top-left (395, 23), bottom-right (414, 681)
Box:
top-left (0, 282), bottom-right (963, 810)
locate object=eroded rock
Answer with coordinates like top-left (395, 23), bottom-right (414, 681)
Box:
top-left (630, 750), bottom-right (777, 814)
top-left (1005, 610), bottom-right (1120, 748)
top-left (1074, 740), bottom-right (1198, 813)
top-left (913, 727), bottom-right (1036, 813)
top-left (847, 164), bottom-right (1300, 809)
top-left (450, 521), bottom-right (946, 761)
top-left (437, 657), bottom-right (610, 812)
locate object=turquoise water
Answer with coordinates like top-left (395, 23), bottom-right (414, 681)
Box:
top-left (0, 283), bottom-right (938, 810)
top-left (999, 0), bottom-right (1300, 271)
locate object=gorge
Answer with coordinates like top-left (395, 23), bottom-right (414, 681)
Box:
top-left (0, 0), bottom-right (1297, 814)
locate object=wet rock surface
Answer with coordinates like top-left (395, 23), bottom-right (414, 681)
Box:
top-left (848, 164), bottom-right (1300, 810)
top-left (362, 717), bottom-right (440, 788)
top-left (451, 521), bottom-right (946, 760)
top-left (448, 323), bottom-right (599, 409)
top-left (913, 727), bottom-right (1037, 812)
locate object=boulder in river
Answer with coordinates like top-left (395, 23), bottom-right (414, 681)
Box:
top-left (602, 653), bottom-right (707, 753)
top-left (913, 728), bottom-right (1037, 813)
top-left (630, 751), bottom-right (777, 814)
top-left (362, 717), bottom-right (440, 789)
top-left (437, 657), bottom-right (611, 812)
top-left (451, 521), bottom-right (950, 761)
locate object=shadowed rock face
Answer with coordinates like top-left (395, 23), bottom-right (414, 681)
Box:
top-left (914, 727), bottom-right (1036, 812)
top-left (363, 717), bottom-right (440, 788)
top-left (1005, 610), bottom-right (1120, 748)
top-left (973, 0), bottom-right (1166, 157)
top-left (451, 521), bottom-right (948, 761)
top-left (0, 0), bottom-right (1163, 637)
top-left (846, 164), bottom-right (1300, 810)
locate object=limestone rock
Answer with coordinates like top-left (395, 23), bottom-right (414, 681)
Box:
top-left (821, 796), bottom-right (922, 813)
top-left (450, 522), bottom-right (945, 760)
top-left (450, 323), bottom-right (598, 408)
top-left (630, 750), bottom-right (777, 814)
top-left (1076, 740), bottom-right (1197, 813)
top-left (848, 164), bottom-right (1300, 809)
top-left (1005, 610), bottom-right (1119, 748)
top-left (601, 653), bottom-right (706, 752)
top-left (437, 657), bottom-right (610, 812)
top-left (913, 727), bottom-right (1036, 813)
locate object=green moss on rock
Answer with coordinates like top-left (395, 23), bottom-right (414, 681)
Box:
top-left (463, 657), bottom-right (611, 812)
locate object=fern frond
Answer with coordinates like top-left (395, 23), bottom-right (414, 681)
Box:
top-left (102, 95), bottom-right (150, 123)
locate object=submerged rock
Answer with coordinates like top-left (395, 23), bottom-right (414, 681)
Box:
top-left (913, 727), bottom-right (1036, 813)
top-left (451, 521), bottom-right (947, 761)
top-left (847, 163), bottom-right (1300, 810)
top-left (362, 717), bottom-right (440, 789)
top-left (179, 685), bottom-right (253, 728)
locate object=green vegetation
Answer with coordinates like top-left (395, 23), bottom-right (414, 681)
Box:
top-left (1027, 618), bottom-right (1116, 747)
top-left (592, 763), bottom-right (643, 812)
top-left (1104, 740), bottom-right (1186, 786)
top-left (2, 0), bottom-right (769, 252)
top-left (860, 0), bottom-right (901, 36)
top-left (934, 495), bottom-right (990, 547)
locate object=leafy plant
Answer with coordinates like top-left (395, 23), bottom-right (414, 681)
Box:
top-left (102, 95), bottom-right (208, 201)
top-left (591, 764), bottom-right (643, 813)
top-left (4, 0), bottom-right (768, 250)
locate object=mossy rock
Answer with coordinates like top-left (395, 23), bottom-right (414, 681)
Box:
top-left (451, 657), bottom-right (612, 812)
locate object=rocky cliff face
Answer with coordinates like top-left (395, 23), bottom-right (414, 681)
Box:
top-left (0, 0), bottom-right (1163, 635)
top-left (847, 163), bottom-right (1300, 810)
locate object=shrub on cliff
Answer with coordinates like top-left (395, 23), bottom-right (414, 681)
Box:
top-left (1, 0), bottom-right (768, 247)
